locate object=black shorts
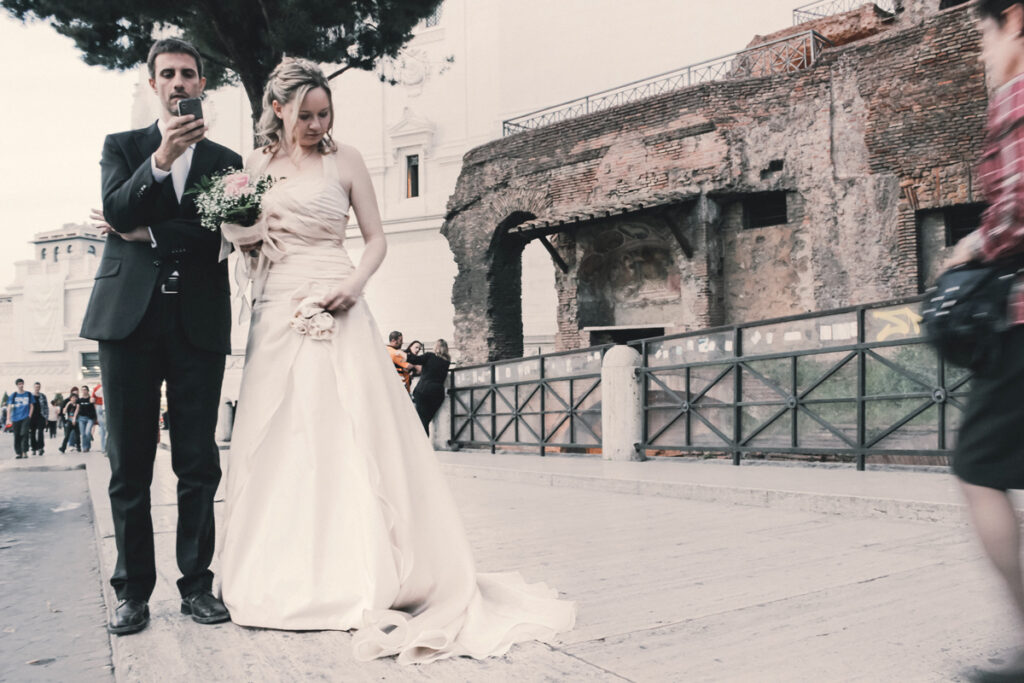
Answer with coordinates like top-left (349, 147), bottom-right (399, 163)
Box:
top-left (953, 325), bottom-right (1024, 490)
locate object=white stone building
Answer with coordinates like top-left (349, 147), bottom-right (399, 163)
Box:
top-left (0, 224), bottom-right (105, 399)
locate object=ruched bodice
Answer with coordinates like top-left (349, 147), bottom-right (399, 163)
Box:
top-left (223, 150), bottom-right (355, 308)
top-left (253, 149), bottom-right (350, 252)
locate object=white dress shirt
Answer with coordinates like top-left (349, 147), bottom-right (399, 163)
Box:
top-left (147, 120), bottom-right (197, 249)
top-left (151, 119), bottom-right (196, 203)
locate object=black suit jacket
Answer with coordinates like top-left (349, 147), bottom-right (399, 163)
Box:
top-left (80, 122), bottom-right (242, 354)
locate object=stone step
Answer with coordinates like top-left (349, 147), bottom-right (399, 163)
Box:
top-left (436, 450), bottom-right (1024, 527)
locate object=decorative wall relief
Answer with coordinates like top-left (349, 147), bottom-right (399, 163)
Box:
top-left (577, 220), bottom-right (682, 327)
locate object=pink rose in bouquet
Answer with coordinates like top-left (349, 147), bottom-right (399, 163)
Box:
top-left (222, 172), bottom-right (251, 198)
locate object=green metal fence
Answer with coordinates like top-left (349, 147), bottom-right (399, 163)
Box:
top-left (631, 297), bottom-right (965, 469)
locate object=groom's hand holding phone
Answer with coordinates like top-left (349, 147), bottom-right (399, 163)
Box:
top-left (153, 97), bottom-right (207, 172)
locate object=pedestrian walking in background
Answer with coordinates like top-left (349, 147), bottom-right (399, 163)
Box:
top-left (59, 389), bottom-right (80, 454)
top-left (29, 382), bottom-right (48, 455)
top-left (945, 2), bottom-right (1024, 680)
top-left (93, 382), bottom-right (106, 452)
top-left (47, 399), bottom-right (59, 438)
top-left (404, 339), bottom-right (424, 392)
top-left (8, 379), bottom-right (35, 459)
top-left (75, 386), bottom-right (98, 453)
top-left (386, 330), bottom-right (413, 393)
top-left (406, 339), bottom-right (452, 434)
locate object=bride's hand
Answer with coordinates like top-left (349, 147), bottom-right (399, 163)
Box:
top-left (320, 279), bottom-right (362, 312)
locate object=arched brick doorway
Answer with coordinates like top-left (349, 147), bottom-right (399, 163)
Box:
top-left (485, 211), bottom-right (536, 361)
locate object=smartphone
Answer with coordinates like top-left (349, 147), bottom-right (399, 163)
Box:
top-left (176, 97), bottom-right (204, 120)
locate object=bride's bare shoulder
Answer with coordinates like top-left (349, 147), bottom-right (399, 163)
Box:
top-left (332, 143), bottom-right (367, 168)
top-left (245, 146), bottom-right (274, 171)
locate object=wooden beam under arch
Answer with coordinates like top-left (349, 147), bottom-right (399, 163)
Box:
top-left (538, 235), bottom-right (569, 273)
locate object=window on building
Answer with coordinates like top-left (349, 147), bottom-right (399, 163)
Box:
top-left (425, 3), bottom-right (443, 27)
top-left (944, 203), bottom-right (987, 246)
top-left (53, 246), bottom-right (59, 262)
top-left (67, 244), bottom-right (72, 254)
top-left (88, 245), bottom-right (96, 255)
top-left (743, 192), bottom-right (788, 229)
top-left (406, 154), bottom-right (420, 198)
top-left (41, 248), bottom-right (46, 261)
top-left (81, 352), bottom-right (101, 379)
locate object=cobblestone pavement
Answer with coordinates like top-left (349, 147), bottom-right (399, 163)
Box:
top-left (0, 438), bottom-right (112, 682)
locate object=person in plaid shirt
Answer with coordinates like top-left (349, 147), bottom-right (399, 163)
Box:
top-left (949, 2), bottom-right (1024, 680)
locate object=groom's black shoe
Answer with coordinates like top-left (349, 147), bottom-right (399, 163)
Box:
top-left (107, 599), bottom-right (149, 635)
top-left (180, 591), bottom-right (230, 624)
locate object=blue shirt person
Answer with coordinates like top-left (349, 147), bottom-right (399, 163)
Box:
top-left (9, 382), bottom-right (35, 423)
top-left (8, 378), bottom-right (36, 459)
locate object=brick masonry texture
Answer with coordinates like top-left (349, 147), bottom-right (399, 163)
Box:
top-left (442, 2), bottom-right (985, 364)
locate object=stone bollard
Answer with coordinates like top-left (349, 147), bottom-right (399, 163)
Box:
top-left (601, 345), bottom-right (645, 461)
top-left (216, 400), bottom-right (235, 443)
top-left (431, 391), bottom-right (453, 451)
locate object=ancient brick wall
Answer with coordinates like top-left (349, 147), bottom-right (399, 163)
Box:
top-left (442, 4), bottom-right (986, 363)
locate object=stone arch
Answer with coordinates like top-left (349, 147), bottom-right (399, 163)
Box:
top-left (444, 184), bottom-right (552, 363)
top-left (485, 211), bottom-right (536, 361)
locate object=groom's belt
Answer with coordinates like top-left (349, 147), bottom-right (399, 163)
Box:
top-left (161, 270), bottom-right (180, 295)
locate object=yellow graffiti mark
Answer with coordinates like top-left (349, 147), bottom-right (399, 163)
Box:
top-left (871, 307), bottom-right (922, 342)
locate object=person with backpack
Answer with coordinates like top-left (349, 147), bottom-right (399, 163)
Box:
top-left (8, 379), bottom-right (35, 459)
top-left (945, 3), bottom-right (1024, 680)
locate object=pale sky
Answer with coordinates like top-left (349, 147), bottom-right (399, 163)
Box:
top-left (0, 1), bottom-right (804, 287)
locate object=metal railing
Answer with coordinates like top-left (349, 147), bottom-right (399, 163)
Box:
top-left (632, 298), bottom-right (964, 470)
top-left (502, 31), bottom-right (832, 137)
top-left (792, 0), bottom-right (897, 25)
top-left (448, 346), bottom-right (611, 455)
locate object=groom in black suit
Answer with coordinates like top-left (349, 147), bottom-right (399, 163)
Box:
top-left (81, 38), bottom-right (241, 635)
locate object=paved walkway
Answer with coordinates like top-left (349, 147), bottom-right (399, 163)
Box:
top-left (0, 452), bottom-right (112, 682)
top-left (4, 446), bottom-right (1022, 681)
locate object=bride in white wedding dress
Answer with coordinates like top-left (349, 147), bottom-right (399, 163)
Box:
top-left (217, 58), bottom-right (575, 664)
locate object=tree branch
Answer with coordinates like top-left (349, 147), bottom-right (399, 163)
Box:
top-left (255, 0), bottom-right (272, 33)
top-left (197, 49), bottom-right (231, 72)
top-left (326, 64), bottom-right (353, 81)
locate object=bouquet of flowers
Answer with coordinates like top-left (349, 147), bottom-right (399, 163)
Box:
top-left (186, 169), bottom-right (276, 231)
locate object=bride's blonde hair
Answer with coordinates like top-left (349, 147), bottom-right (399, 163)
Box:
top-left (257, 57), bottom-right (338, 157)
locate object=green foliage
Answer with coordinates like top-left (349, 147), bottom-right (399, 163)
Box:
top-left (3, 0), bottom-right (443, 123)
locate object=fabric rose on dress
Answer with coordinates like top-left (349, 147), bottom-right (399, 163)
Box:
top-left (309, 311), bottom-right (335, 340)
top-left (290, 294), bottom-right (335, 340)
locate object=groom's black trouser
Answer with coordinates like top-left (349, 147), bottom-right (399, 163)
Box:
top-left (100, 290), bottom-right (225, 602)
